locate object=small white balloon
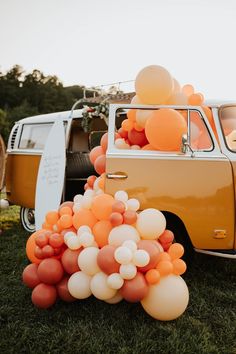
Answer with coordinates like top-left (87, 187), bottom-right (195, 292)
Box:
top-left (107, 273), bottom-right (124, 290)
top-left (93, 177), bottom-right (101, 191)
top-left (78, 247), bottom-right (100, 276)
top-left (114, 190), bottom-right (129, 203)
top-left (81, 196), bottom-right (93, 210)
top-left (80, 232), bottom-right (94, 247)
top-left (73, 194), bottom-right (83, 203)
top-left (119, 264), bottom-right (137, 280)
top-left (90, 272), bottom-right (117, 300)
top-left (95, 189), bottom-right (104, 196)
top-left (73, 203), bottom-right (82, 213)
top-left (63, 231), bottom-right (76, 244)
top-left (77, 225), bottom-right (92, 236)
top-left (133, 250), bottom-right (150, 267)
top-left (84, 189), bottom-right (95, 198)
top-left (0, 199), bottom-right (9, 210)
top-left (131, 145), bottom-right (141, 150)
top-left (126, 198), bottom-right (140, 212)
top-left (114, 246), bottom-right (133, 265)
top-left (67, 235), bottom-right (81, 250)
top-left (122, 240), bottom-right (138, 253)
top-left (68, 271), bottom-right (92, 299)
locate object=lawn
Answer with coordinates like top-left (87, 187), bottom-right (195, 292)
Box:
top-left (0, 201), bottom-right (235, 354)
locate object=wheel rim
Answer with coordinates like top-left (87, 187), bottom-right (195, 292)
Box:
top-left (20, 207), bottom-right (35, 232)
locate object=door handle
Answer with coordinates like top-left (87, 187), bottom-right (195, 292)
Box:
top-left (106, 172), bottom-right (128, 180)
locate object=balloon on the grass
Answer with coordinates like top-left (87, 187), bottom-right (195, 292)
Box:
top-left (90, 272), bottom-right (117, 300)
top-left (68, 271), bottom-right (92, 299)
top-left (22, 263), bottom-right (40, 289)
top-left (32, 283), bottom-right (57, 309)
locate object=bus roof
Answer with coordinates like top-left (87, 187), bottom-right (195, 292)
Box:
top-left (17, 109), bottom-right (83, 124)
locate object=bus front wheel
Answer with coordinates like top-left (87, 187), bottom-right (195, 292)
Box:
top-left (20, 207), bottom-right (35, 233)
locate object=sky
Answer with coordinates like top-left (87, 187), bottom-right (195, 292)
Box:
top-left (0, 0), bottom-right (236, 100)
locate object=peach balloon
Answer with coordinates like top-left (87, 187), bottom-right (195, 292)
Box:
top-left (188, 93), bottom-right (204, 106)
top-left (91, 194), bottom-right (114, 220)
top-left (182, 84), bottom-right (194, 97)
top-left (92, 220), bottom-right (113, 248)
top-left (173, 78), bottom-right (181, 93)
top-left (168, 243), bottom-right (184, 260)
top-left (135, 65), bottom-right (173, 104)
top-left (122, 119), bottom-right (134, 132)
top-left (72, 209), bottom-right (97, 230)
top-left (166, 92), bottom-right (188, 105)
top-left (145, 269), bottom-right (161, 285)
top-left (89, 146), bottom-right (104, 164)
top-left (100, 133), bottom-right (108, 152)
top-left (131, 95), bottom-right (142, 104)
top-left (145, 108), bottom-right (187, 151)
top-left (46, 211), bottom-right (59, 225)
top-left (156, 260), bottom-right (174, 276)
top-left (137, 240), bottom-right (161, 272)
top-left (136, 110), bottom-right (153, 128)
top-left (94, 154), bottom-right (106, 175)
top-left (172, 259), bottom-right (187, 275)
top-left (127, 109), bottom-right (137, 122)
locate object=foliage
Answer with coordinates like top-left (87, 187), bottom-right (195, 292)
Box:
top-left (81, 103), bottom-right (109, 132)
top-left (0, 65), bottom-right (94, 143)
top-left (0, 199), bottom-right (235, 354)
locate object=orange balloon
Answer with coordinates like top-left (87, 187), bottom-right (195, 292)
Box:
top-left (91, 194), bottom-right (114, 220)
top-left (26, 230), bottom-right (46, 264)
top-left (122, 119), bottom-right (134, 132)
top-left (59, 206), bottom-right (73, 216)
top-left (156, 260), bottom-right (174, 276)
top-left (156, 252), bottom-right (171, 263)
top-left (45, 211), bottom-right (59, 225)
top-left (93, 220), bottom-right (113, 248)
top-left (42, 222), bottom-right (53, 230)
top-left (182, 84), bottom-right (194, 97)
top-left (97, 245), bottom-right (120, 274)
top-left (145, 108), bottom-right (187, 151)
top-left (134, 123), bottom-right (144, 132)
top-left (72, 209), bottom-right (97, 229)
top-left (100, 133), bottom-right (108, 152)
top-left (135, 65), bottom-right (173, 104)
top-left (188, 93), bottom-right (204, 106)
top-left (59, 202), bottom-right (74, 212)
top-left (87, 175), bottom-right (97, 188)
top-left (123, 210), bottom-right (137, 225)
top-left (172, 259), bottom-right (187, 275)
top-left (98, 176), bottom-right (105, 190)
top-left (60, 214), bottom-right (73, 229)
top-left (145, 269), bottom-right (161, 285)
top-left (168, 243), bottom-right (184, 260)
top-left (89, 146), bottom-right (104, 164)
top-left (94, 154), bottom-right (106, 175)
top-left (127, 109), bottom-right (137, 122)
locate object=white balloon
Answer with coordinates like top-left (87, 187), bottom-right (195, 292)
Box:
top-left (108, 224), bottom-right (140, 247)
top-left (105, 292), bottom-right (123, 304)
top-left (64, 231), bottom-right (76, 244)
top-left (122, 240), bottom-right (137, 253)
top-left (93, 177), bottom-right (101, 191)
top-left (90, 272), bottom-right (117, 300)
top-left (79, 232), bottom-right (94, 247)
top-left (95, 189), bottom-right (104, 195)
top-left (107, 273), bottom-right (124, 290)
top-left (0, 199), bottom-right (9, 210)
top-left (81, 196), bottom-right (93, 209)
top-left (131, 145), bottom-right (141, 150)
top-left (136, 110), bottom-right (153, 128)
top-left (119, 264), bottom-right (137, 280)
top-left (136, 209), bottom-right (166, 240)
top-left (77, 225), bottom-right (92, 236)
top-left (68, 271), bottom-right (92, 299)
top-left (126, 198), bottom-right (140, 212)
top-left (114, 246), bottom-right (133, 265)
top-left (73, 194), bottom-right (83, 203)
top-left (67, 235), bottom-right (81, 250)
top-left (84, 189), bottom-right (95, 198)
top-left (114, 190), bottom-right (129, 203)
top-left (141, 275), bottom-right (189, 321)
top-left (132, 250), bottom-right (150, 267)
top-left (73, 203), bottom-right (82, 213)
top-left (78, 247), bottom-right (100, 276)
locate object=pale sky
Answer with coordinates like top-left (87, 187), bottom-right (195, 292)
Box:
top-left (0, 0), bottom-right (236, 99)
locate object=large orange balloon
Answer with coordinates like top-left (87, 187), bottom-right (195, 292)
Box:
top-left (91, 194), bottom-right (114, 220)
top-left (93, 220), bottom-right (113, 248)
top-left (135, 65), bottom-right (173, 104)
top-left (72, 209), bottom-right (97, 229)
top-left (145, 109), bottom-right (187, 151)
top-left (26, 230), bottom-right (46, 264)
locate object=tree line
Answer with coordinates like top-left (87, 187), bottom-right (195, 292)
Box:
top-left (0, 65), bottom-right (95, 143)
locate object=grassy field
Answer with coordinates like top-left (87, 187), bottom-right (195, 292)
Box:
top-left (0, 200), bottom-right (235, 354)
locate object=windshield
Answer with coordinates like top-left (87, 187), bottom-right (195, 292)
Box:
top-left (219, 105), bottom-right (236, 151)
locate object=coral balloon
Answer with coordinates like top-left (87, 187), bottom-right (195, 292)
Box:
top-left (93, 220), bottom-right (113, 248)
top-left (60, 214), bottom-right (73, 229)
top-left (136, 208), bottom-right (166, 240)
top-left (56, 276), bottom-right (76, 302)
top-left (91, 194), bottom-right (114, 220)
top-left (128, 129), bottom-right (148, 147)
top-left (22, 263), bottom-right (41, 289)
top-left (61, 248), bottom-right (82, 274)
top-left (72, 209), bottom-right (97, 229)
top-left (32, 283), bottom-right (57, 309)
top-left (59, 201), bottom-right (74, 212)
top-left (137, 240), bottom-right (161, 272)
top-left (120, 272), bottom-right (148, 302)
top-left (87, 175), bottom-right (97, 188)
top-left (112, 201), bottom-right (126, 214)
top-left (89, 146), bottom-right (104, 164)
top-left (37, 258), bottom-right (64, 285)
top-left (59, 206), bottom-right (73, 216)
top-left (141, 275), bottom-right (189, 320)
top-left (110, 212), bottom-right (123, 227)
top-left (118, 128), bottom-right (128, 139)
top-left (123, 210), bottom-right (137, 225)
top-left (94, 154), bottom-right (106, 175)
top-left (68, 271), bottom-right (92, 299)
top-left (100, 132), bottom-right (108, 152)
top-left (145, 109), bottom-right (187, 151)
top-left (97, 245), bottom-right (120, 275)
top-left (135, 65), bottom-right (173, 104)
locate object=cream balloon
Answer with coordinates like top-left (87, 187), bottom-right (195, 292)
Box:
top-left (81, 196), bottom-right (93, 209)
top-left (105, 292), bottom-right (123, 304)
top-left (68, 271), bottom-right (92, 299)
top-left (107, 273), bottom-right (124, 290)
top-left (122, 240), bottom-right (138, 253)
top-left (77, 225), bottom-right (92, 236)
top-left (73, 194), bottom-right (83, 203)
top-left (114, 247), bottom-right (133, 265)
top-left (79, 232), bottom-right (94, 248)
top-left (114, 190), bottom-right (129, 203)
top-left (136, 209), bottom-right (166, 240)
top-left (78, 247), bottom-right (100, 276)
top-left (136, 110), bottom-right (153, 128)
top-left (126, 198), bottom-right (140, 212)
top-left (64, 231), bottom-right (76, 245)
top-left (67, 235), bottom-right (81, 250)
top-left (131, 95), bottom-right (142, 104)
top-left (108, 224), bottom-right (140, 247)
top-left (119, 264), bottom-right (137, 280)
top-left (133, 250), bottom-right (150, 267)
top-left (141, 275), bottom-right (189, 321)
top-left (90, 272), bottom-right (117, 300)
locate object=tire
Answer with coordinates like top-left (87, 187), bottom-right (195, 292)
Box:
top-left (20, 207), bottom-right (35, 233)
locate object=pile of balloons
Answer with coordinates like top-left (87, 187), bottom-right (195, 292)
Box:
top-left (23, 182), bottom-right (189, 321)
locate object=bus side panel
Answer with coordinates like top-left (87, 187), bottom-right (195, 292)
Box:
top-left (6, 154), bottom-right (41, 209)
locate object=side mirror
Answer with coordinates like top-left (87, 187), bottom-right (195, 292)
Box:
top-left (181, 134), bottom-right (195, 157)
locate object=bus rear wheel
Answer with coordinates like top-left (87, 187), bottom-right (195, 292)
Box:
top-left (20, 207), bottom-right (35, 233)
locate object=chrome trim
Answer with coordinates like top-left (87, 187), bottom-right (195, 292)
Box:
top-left (106, 173), bottom-right (128, 180)
top-left (195, 248), bottom-right (236, 259)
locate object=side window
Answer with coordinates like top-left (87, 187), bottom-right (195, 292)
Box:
top-left (19, 123), bottom-right (53, 150)
top-left (190, 111), bottom-right (212, 150)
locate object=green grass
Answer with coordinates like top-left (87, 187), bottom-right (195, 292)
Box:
top-left (0, 201), bottom-right (235, 354)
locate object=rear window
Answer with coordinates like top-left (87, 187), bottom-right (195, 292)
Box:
top-left (19, 123), bottom-right (53, 150)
